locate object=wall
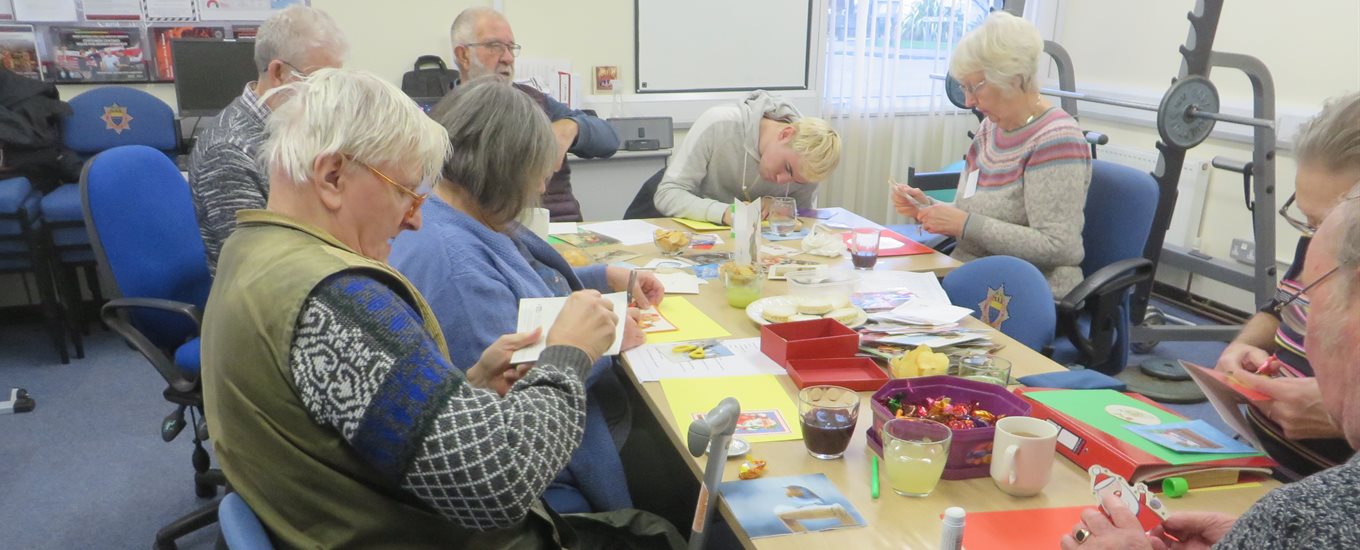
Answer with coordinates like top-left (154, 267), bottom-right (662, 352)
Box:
top-left (1050, 0), bottom-right (1360, 310)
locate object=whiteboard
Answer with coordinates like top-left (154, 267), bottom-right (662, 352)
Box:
top-left (635, 0), bottom-right (811, 93)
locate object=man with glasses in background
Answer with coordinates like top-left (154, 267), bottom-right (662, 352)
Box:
top-left (189, 5), bottom-right (348, 274)
top-left (449, 7), bottom-right (620, 222)
top-left (1213, 92), bottom-right (1360, 479)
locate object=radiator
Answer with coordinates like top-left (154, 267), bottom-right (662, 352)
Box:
top-left (1096, 145), bottom-right (1212, 250)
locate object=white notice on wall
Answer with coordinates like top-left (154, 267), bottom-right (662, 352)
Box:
top-left (144, 0), bottom-right (196, 20)
top-left (197, 0), bottom-right (304, 21)
top-left (82, 0), bottom-right (143, 20)
top-left (13, 0), bottom-right (77, 21)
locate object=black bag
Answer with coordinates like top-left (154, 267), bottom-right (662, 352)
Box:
top-left (400, 55), bottom-right (458, 99)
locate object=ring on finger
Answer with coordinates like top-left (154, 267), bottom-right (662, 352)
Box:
top-left (1074, 528), bottom-right (1091, 544)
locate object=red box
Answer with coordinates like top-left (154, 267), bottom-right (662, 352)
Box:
top-left (785, 357), bottom-right (889, 392)
top-left (865, 376), bottom-right (1031, 479)
top-left (760, 318), bottom-right (860, 367)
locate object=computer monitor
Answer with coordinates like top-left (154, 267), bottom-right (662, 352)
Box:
top-left (171, 39), bottom-right (258, 117)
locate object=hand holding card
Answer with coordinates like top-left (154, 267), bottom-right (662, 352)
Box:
top-left (1088, 465), bottom-right (1168, 533)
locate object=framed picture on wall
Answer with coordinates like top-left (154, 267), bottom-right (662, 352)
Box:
top-left (0, 24), bottom-right (41, 80)
top-left (593, 65), bottom-right (617, 93)
top-left (45, 26), bottom-right (149, 83)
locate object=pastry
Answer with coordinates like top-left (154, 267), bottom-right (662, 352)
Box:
top-left (797, 298), bottom-right (834, 315)
top-left (826, 307), bottom-right (861, 325)
top-left (788, 314), bottom-right (821, 322)
top-left (762, 304), bottom-right (796, 323)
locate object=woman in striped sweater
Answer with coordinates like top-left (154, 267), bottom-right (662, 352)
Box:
top-left (894, 12), bottom-right (1092, 296)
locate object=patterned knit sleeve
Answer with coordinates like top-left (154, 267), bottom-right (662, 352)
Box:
top-left (288, 271), bottom-right (592, 530)
top-left (960, 123), bottom-right (1091, 267)
top-left (189, 139), bottom-right (268, 275)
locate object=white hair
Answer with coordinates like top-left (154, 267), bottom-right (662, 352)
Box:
top-left (262, 68), bottom-right (450, 191)
top-left (450, 7), bottom-right (503, 45)
top-left (1333, 186), bottom-right (1360, 308)
top-left (949, 11), bottom-right (1043, 94)
top-left (254, 5), bottom-right (349, 74)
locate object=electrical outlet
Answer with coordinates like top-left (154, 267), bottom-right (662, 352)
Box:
top-left (1230, 238), bottom-right (1255, 265)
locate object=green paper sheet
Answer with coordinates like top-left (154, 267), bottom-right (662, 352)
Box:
top-left (1028, 389), bottom-right (1261, 465)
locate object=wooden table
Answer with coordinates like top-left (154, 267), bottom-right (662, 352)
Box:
top-left (589, 216), bottom-right (1277, 549)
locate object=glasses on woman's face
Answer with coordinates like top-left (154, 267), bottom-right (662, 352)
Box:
top-left (1271, 265), bottom-right (1338, 314)
top-left (1279, 193), bottom-right (1317, 237)
top-left (465, 41), bottom-right (522, 58)
top-left (346, 156), bottom-right (428, 219)
top-left (960, 79), bottom-right (988, 97)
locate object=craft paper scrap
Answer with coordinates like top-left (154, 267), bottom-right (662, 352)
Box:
top-left (1127, 420), bottom-right (1258, 454)
top-left (579, 220), bottom-right (667, 245)
top-left (653, 271), bottom-right (701, 294)
top-left (644, 297), bottom-right (731, 344)
top-left (718, 473), bottom-right (865, 539)
top-left (661, 375), bottom-right (801, 443)
top-left (673, 218), bottom-right (728, 231)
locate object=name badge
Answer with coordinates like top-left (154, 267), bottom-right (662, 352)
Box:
top-left (959, 170), bottom-right (980, 199)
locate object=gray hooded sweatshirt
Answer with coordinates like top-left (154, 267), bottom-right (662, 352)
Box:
top-left (653, 91), bottom-right (818, 223)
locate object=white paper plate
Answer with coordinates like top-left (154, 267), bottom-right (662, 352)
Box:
top-left (745, 296), bottom-right (867, 328)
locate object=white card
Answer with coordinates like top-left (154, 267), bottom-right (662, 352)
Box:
top-left (960, 170), bottom-right (980, 199)
top-left (733, 199), bottom-right (761, 265)
top-left (578, 220), bottom-right (666, 246)
top-left (653, 272), bottom-right (701, 294)
top-left (510, 292), bottom-right (628, 364)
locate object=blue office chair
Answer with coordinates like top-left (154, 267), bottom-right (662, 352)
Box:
top-left (43, 86), bottom-right (180, 353)
top-left (0, 176), bottom-right (75, 362)
top-left (942, 255), bottom-right (1057, 353)
top-left (81, 145), bottom-right (221, 549)
top-left (1050, 160), bottom-right (1159, 374)
top-left (219, 493), bottom-right (274, 550)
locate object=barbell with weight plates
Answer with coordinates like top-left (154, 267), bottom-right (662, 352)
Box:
top-left (938, 74), bottom-right (1273, 149)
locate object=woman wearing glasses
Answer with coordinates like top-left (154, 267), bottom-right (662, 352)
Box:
top-left (1214, 91), bottom-right (1360, 479)
top-left (892, 11), bottom-right (1091, 297)
top-left (388, 76), bottom-right (665, 515)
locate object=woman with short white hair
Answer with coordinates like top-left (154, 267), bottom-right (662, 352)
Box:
top-left (894, 11), bottom-right (1092, 296)
top-left (198, 68), bottom-right (678, 548)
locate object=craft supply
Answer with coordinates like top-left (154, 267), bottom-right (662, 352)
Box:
top-left (940, 507), bottom-right (965, 550)
top-left (871, 455), bottom-right (880, 499)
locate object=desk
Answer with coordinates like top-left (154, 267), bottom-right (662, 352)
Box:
top-left (597, 217), bottom-right (1277, 548)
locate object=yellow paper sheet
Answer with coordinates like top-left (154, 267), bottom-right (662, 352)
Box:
top-left (672, 218), bottom-right (729, 231)
top-left (645, 297), bottom-right (731, 344)
top-left (660, 375), bottom-right (803, 443)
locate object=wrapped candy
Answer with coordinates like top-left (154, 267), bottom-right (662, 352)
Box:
top-left (738, 458), bottom-right (768, 480)
top-left (884, 393), bottom-right (1005, 429)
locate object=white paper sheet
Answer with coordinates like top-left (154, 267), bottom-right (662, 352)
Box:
top-left (877, 302), bottom-right (973, 326)
top-left (547, 222), bottom-right (578, 235)
top-left (510, 292), bottom-right (628, 364)
top-left (623, 338), bottom-right (786, 382)
top-left (13, 0), bottom-right (76, 21)
top-left (733, 200), bottom-right (761, 265)
top-left (143, 0), bottom-right (196, 20)
top-left (81, 0), bottom-right (142, 19)
top-left (855, 271), bottom-right (949, 306)
top-left (653, 272), bottom-right (701, 294)
top-left (579, 220), bottom-right (665, 246)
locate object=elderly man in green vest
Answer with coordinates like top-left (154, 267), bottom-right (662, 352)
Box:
top-left (201, 68), bottom-right (683, 549)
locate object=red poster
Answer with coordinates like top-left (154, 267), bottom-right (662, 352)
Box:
top-left (151, 26), bottom-right (225, 80)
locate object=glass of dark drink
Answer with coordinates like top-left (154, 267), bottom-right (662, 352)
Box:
top-left (850, 227), bottom-right (880, 270)
top-left (797, 385), bottom-right (860, 459)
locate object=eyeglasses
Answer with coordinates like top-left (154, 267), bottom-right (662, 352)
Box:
top-left (960, 79), bottom-right (989, 97)
top-left (1270, 265), bottom-right (1338, 314)
top-left (1278, 193), bottom-right (1316, 237)
top-left (278, 60), bottom-right (310, 80)
top-left (346, 156), bottom-right (428, 218)
top-left (464, 41), bottom-right (522, 58)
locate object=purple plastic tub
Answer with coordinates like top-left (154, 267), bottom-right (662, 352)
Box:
top-left (865, 376), bottom-right (1031, 480)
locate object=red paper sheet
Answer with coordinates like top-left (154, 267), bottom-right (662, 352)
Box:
top-left (841, 229), bottom-right (935, 257)
top-left (962, 506), bottom-right (1086, 549)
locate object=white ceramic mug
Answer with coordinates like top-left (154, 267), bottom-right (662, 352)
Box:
top-left (990, 416), bottom-right (1060, 497)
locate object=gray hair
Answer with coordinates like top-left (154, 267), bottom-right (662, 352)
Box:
top-left (262, 68), bottom-right (449, 191)
top-left (254, 5), bottom-right (348, 74)
top-left (949, 11), bottom-right (1043, 94)
top-left (1295, 91), bottom-right (1360, 176)
top-left (450, 7), bottom-right (502, 45)
top-left (431, 76), bottom-right (555, 230)
top-left (1333, 186), bottom-right (1360, 308)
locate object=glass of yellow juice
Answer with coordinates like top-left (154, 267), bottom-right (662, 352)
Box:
top-left (882, 418), bottom-right (953, 497)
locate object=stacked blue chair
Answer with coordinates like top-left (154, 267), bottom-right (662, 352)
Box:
top-left (41, 86), bottom-right (180, 353)
top-left (942, 255), bottom-right (1057, 353)
top-left (219, 493), bottom-right (274, 550)
top-left (82, 145), bottom-right (221, 549)
top-left (0, 175), bottom-right (74, 362)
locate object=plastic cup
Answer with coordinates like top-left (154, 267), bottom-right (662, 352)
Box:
top-left (956, 354), bottom-right (1012, 386)
top-left (882, 417), bottom-right (953, 497)
top-left (797, 385), bottom-right (860, 459)
top-left (851, 228), bottom-right (880, 270)
top-left (723, 270), bottom-right (763, 308)
top-left (769, 197), bottom-right (798, 236)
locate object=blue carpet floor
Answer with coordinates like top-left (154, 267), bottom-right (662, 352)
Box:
top-left (0, 323), bottom-right (219, 550)
top-left (0, 298), bottom-right (1245, 548)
